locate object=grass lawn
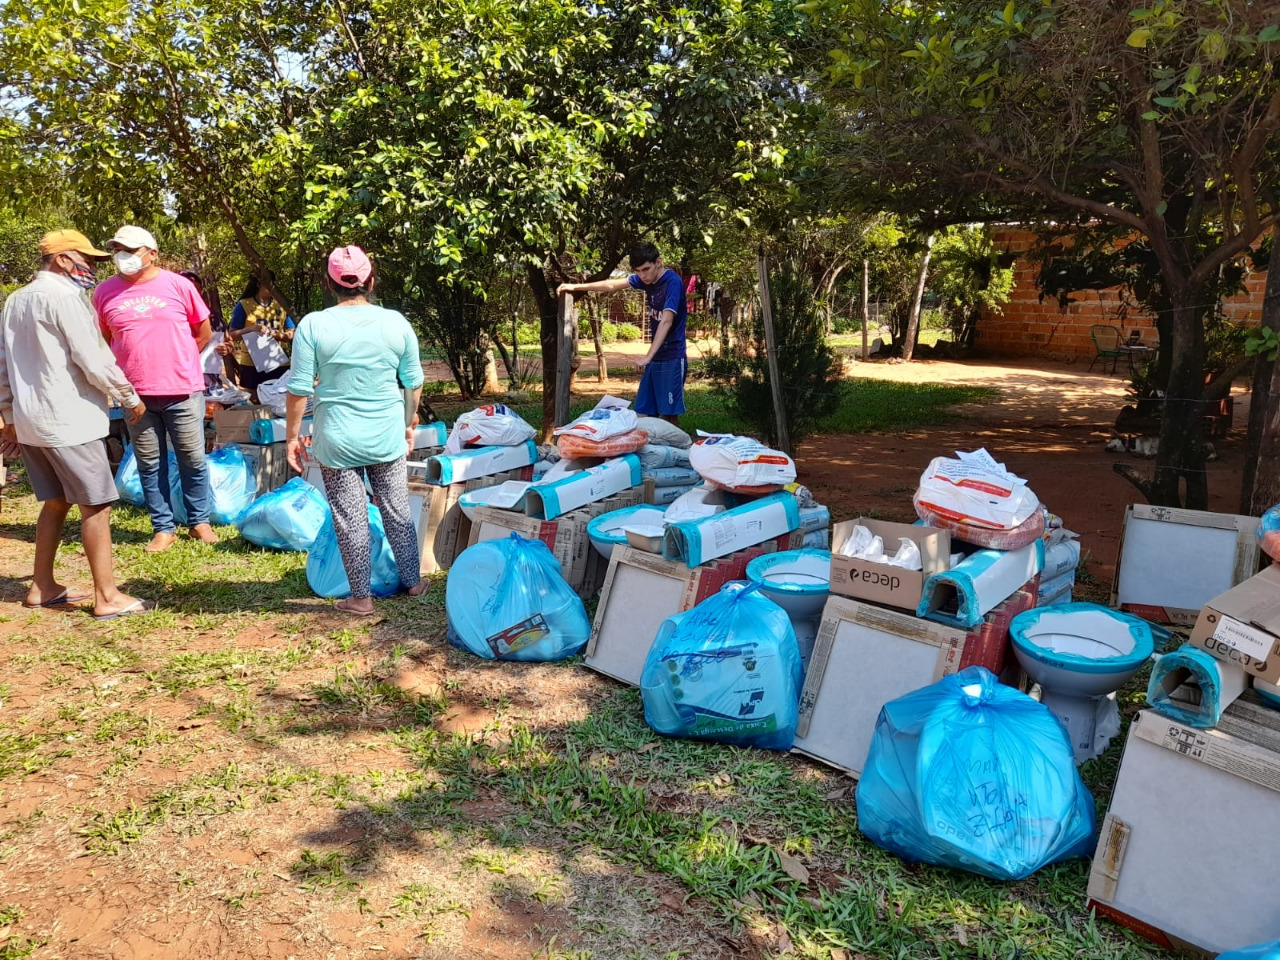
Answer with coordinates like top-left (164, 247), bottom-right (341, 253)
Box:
top-left (0, 378), bottom-right (1163, 960)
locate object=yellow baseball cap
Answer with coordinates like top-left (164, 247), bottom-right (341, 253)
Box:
top-left (39, 229), bottom-right (111, 259)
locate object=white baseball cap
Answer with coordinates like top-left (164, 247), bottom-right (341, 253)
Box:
top-left (107, 225), bottom-right (159, 251)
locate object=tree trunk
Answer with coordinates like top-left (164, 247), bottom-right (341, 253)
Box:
top-left (590, 301), bottom-right (608, 382)
top-left (902, 237), bottom-right (934, 363)
top-left (1149, 290), bottom-right (1209, 508)
top-left (526, 263), bottom-right (559, 442)
top-left (1241, 231), bottom-right (1280, 514)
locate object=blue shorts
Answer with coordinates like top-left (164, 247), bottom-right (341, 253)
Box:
top-left (634, 357), bottom-right (687, 416)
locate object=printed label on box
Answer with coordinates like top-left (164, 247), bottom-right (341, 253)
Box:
top-left (486, 614), bottom-right (551, 659)
top-left (1212, 616), bottom-right (1276, 662)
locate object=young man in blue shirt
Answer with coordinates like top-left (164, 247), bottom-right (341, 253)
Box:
top-left (558, 242), bottom-right (687, 424)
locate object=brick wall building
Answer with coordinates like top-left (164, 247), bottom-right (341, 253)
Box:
top-left (974, 227), bottom-right (1270, 360)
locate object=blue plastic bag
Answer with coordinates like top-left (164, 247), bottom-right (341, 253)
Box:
top-left (445, 533), bottom-right (590, 661)
top-left (113, 445), bottom-right (147, 506)
top-left (1259, 504), bottom-right (1280, 562)
top-left (306, 502), bottom-right (402, 598)
top-left (856, 666), bottom-right (1096, 881)
top-left (1220, 940), bottom-right (1280, 960)
top-left (170, 444), bottom-right (257, 526)
top-left (640, 582), bottom-right (803, 750)
top-left (237, 477), bottom-right (330, 552)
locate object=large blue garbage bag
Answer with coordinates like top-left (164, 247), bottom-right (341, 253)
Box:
top-left (113, 445), bottom-right (148, 506)
top-left (640, 582), bottom-right (803, 750)
top-left (169, 444), bottom-right (257, 526)
top-left (306, 502), bottom-right (402, 598)
top-left (1219, 940), bottom-right (1280, 960)
top-left (446, 534), bottom-right (590, 661)
top-left (856, 665), bottom-right (1096, 881)
top-left (237, 477), bottom-right (330, 552)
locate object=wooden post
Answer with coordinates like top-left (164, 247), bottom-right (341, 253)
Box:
top-left (554, 292), bottom-right (574, 427)
top-left (755, 255), bottom-right (790, 454)
top-left (861, 258), bottom-right (870, 361)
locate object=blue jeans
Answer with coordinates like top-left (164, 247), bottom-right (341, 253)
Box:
top-left (127, 392), bottom-right (210, 532)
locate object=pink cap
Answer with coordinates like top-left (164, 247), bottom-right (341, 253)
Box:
top-left (327, 245), bottom-right (372, 288)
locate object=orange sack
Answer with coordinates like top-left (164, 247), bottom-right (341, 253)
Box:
top-left (557, 429), bottom-right (649, 460)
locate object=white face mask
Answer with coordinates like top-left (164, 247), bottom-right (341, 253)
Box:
top-left (114, 250), bottom-right (145, 276)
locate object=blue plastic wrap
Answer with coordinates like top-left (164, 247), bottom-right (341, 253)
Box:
top-left (169, 445), bottom-right (257, 526)
top-left (1259, 504), bottom-right (1280, 562)
top-left (306, 502), bottom-right (402, 599)
top-left (237, 477), bottom-right (330, 552)
top-left (113, 445), bottom-right (147, 506)
top-left (1219, 941), bottom-right (1280, 960)
top-left (856, 665), bottom-right (1096, 881)
top-left (1146, 644), bottom-right (1238, 729)
top-left (640, 582), bottom-right (803, 750)
top-left (445, 534), bottom-right (590, 661)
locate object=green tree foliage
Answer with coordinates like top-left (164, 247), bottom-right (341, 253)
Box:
top-left (706, 253), bottom-right (843, 448)
top-left (808, 0), bottom-right (1280, 508)
top-left (294, 0), bottom-right (809, 426)
top-left (930, 225), bottom-right (1014, 349)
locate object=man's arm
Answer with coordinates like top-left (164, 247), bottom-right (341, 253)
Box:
top-left (60, 296), bottom-right (146, 422)
top-left (638, 310), bottom-right (676, 369)
top-left (193, 317), bottom-right (213, 351)
top-left (557, 276), bottom-right (632, 296)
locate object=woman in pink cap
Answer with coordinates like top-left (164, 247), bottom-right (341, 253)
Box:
top-left (284, 246), bottom-right (427, 614)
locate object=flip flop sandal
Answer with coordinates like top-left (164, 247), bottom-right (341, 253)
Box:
top-left (334, 599), bottom-right (375, 617)
top-left (92, 599), bottom-right (156, 621)
top-left (23, 588), bottom-right (91, 608)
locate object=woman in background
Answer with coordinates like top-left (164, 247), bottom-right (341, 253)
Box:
top-left (225, 274), bottom-right (294, 399)
top-left (283, 246), bottom-right (426, 615)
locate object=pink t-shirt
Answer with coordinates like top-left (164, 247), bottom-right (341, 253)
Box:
top-left (94, 270), bottom-right (210, 396)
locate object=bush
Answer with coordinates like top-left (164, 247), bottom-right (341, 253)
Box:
top-left (616, 322), bottom-right (642, 342)
top-left (515, 322), bottom-right (541, 346)
top-left (707, 257), bottom-right (843, 448)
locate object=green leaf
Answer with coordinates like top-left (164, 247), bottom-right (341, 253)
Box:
top-left (1155, 201), bottom-right (1168, 216)
top-left (1259, 25), bottom-right (1280, 44)
top-left (1201, 30), bottom-right (1227, 61)
top-left (1002, 0), bottom-right (1015, 26)
top-left (1153, 96), bottom-right (1181, 108)
top-left (1126, 26), bottom-right (1153, 47)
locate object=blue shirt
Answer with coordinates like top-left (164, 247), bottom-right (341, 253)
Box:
top-left (628, 268), bottom-right (687, 362)
top-left (287, 304), bottom-right (425, 470)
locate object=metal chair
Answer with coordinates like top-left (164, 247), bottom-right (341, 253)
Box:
top-left (1089, 324), bottom-right (1124, 374)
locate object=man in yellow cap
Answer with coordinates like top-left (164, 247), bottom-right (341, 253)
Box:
top-left (0, 230), bottom-right (154, 619)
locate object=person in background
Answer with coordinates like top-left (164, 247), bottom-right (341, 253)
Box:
top-left (94, 225), bottom-right (217, 553)
top-left (284, 245), bottom-right (426, 616)
top-left (557, 241), bottom-right (688, 424)
top-left (181, 270), bottom-right (230, 394)
top-left (225, 273), bottom-right (293, 400)
top-left (0, 230), bottom-right (152, 618)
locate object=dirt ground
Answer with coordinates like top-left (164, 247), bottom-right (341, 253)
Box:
top-left (0, 353), bottom-right (1250, 960)
top-left (795, 355), bottom-right (1250, 587)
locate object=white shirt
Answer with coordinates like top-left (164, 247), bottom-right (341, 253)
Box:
top-left (0, 271), bottom-right (141, 447)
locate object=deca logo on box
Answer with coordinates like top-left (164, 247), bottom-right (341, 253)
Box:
top-left (853, 566), bottom-right (901, 592)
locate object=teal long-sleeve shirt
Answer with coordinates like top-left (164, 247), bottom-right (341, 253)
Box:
top-left (287, 303), bottom-right (425, 470)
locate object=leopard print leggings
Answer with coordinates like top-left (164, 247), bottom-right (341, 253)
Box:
top-left (320, 458), bottom-right (420, 599)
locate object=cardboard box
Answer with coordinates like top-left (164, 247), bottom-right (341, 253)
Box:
top-left (219, 440), bottom-right (293, 494)
top-left (1187, 563), bottom-right (1280, 683)
top-left (1113, 504), bottom-right (1262, 626)
top-left (1086, 699), bottom-right (1280, 954)
top-left (525, 454), bottom-right (643, 520)
top-left (426, 440), bottom-right (537, 484)
top-left (213, 405), bottom-right (271, 445)
top-left (583, 539), bottom-right (792, 687)
top-left (829, 517), bottom-right (950, 612)
top-left (407, 481), bottom-right (466, 574)
top-left (662, 491), bottom-right (800, 566)
top-left (917, 538), bottom-right (1043, 629)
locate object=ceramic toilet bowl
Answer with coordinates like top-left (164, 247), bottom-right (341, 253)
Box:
top-left (586, 505), bottom-right (666, 560)
top-left (746, 549), bottom-right (831, 622)
top-left (1010, 603), bottom-right (1153, 696)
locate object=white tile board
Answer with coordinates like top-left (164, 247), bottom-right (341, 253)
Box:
top-left (1087, 700), bottom-right (1280, 953)
top-left (1114, 506), bottom-right (1259, 625)
top-left (792, 597), bottom-right (963, 778)
top-left (584, 551), bottom-right (689, 686)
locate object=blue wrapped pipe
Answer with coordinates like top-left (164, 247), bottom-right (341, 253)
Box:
top-left (1146, 644), bottom-right (1248, 729)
